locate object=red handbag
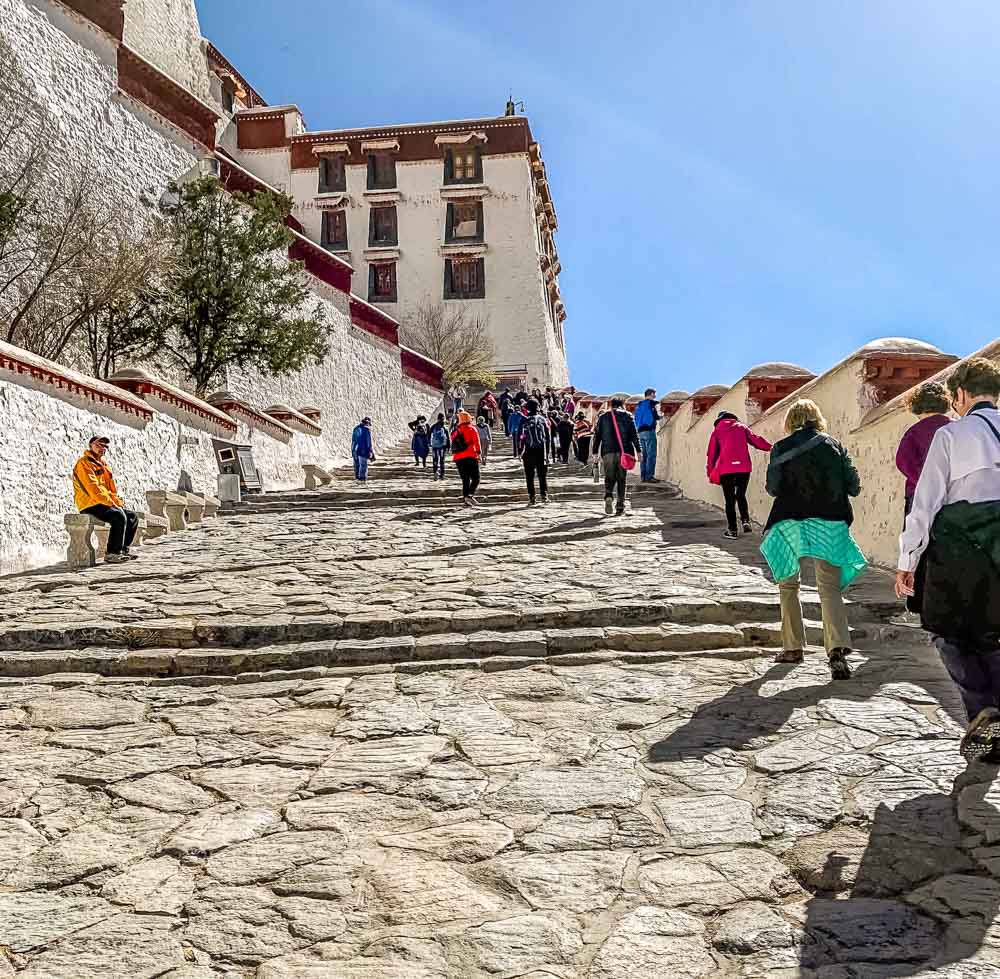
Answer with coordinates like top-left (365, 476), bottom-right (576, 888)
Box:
top-left (610, 411), bottom-right (637, 471)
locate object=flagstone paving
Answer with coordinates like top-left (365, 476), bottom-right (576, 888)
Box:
top-left (0, 437), bottom-right (998, 977)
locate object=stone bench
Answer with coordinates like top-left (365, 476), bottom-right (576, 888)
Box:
top-left (143, 512), bottom-right (169, 540)
top-left (147, 490), bottom-right (189, 532)
top-left (203, 494), bottom-right (220, 519)
top-left (303, 464), bottom-right (333, 490)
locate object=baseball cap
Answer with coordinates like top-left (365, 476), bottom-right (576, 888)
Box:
top-left (89, 435), bottom-right (110, 446)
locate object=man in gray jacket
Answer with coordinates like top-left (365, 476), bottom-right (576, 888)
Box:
top-left (897, 357), bottom-right (1000, 760)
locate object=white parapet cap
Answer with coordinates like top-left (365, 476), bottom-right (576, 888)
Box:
top-left (213, 150), bottom-right (283, 196)
top-left (312, 142), bottom-right (351, 156)
top-left (399, 343), bottom-right (444, 369)
top-left (236, 104), bottom-right (302, 117)
top-left (434, 132), bottom-right (488, 146)
top-left (360, 138), bottom-right (400, 152)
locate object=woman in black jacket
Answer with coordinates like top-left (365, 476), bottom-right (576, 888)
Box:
top-left (591, 398), bottom-right (642, 516)
top-left (761, 399), bottom-right (867, 680)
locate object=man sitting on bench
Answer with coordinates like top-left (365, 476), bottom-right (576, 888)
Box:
top-left (72, 436), bottom-right (138, 563)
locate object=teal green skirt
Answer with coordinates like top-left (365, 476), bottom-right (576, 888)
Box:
top-left (760, 518), bottom-right (868, 589)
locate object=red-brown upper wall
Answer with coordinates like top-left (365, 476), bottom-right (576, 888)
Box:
top-left (237, 111), bottom-right (289, 150)
top-left (288, 117), bottom-right (534, 170)
top-left (59, 0), bottom-right (125, 40)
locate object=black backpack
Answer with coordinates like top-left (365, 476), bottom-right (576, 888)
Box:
top-left (521, 415), bottom-right (547, 451)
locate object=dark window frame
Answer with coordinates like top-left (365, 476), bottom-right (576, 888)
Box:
top-left (443, 258), bottom-right (486, 300)
top-left (368, 262), bottom-right (398, 303)
top-left (367, 152), bottom-right (397, 190)
top-left (221, 85), bottom-right (235, 115)
top-left (321, 209), bottom-right (348, 250)
top-left (318, 155), bottom-right (346, 194)
top-left (444, 146), bottom-right (483, 185)
top-left (368, 205), bottom-right (398, 247)
top-left (444, 201), bottom-right (484, 244)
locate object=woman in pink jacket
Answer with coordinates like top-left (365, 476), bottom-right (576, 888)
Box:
top-left (707, 411), bottom-right (773, 539)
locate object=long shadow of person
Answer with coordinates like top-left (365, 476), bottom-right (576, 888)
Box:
top-left (798, 768), bottom-right (1000, 975)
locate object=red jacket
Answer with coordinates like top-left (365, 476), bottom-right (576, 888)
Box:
top-left (707, 416), bottom-right (772, 480)
top-left (451, 422), bottom-right (481, 461)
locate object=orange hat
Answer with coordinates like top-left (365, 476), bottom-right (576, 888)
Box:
top-left (457, 410), bottom-right (473, 424)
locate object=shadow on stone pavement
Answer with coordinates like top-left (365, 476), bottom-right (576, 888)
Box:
top-left (799, 768), bottom-right (1000, 976)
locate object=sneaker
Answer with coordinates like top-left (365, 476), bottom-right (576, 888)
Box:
top-left (104, 553), bottom-right (125, 564)
top-left (121, 550), bottom-right (139, 561)
top-left (541, 495), bottom-right (549, 504)
top-left (604, 498), bottom-right (614, 515)
top-left (828, 648), bottom-right (852, 681)
top-left (961, 707), bottom-right (1000, 761)
top-left (615, 508), bottom-right (625, 516)
top-left (723, 530), bottom-right (738, 540)
top-left (462, 498), bottom-right (473, 507)
top-left (742, 521), bottom-right (753, 534)
top-left (888, 611), bottom-right (922, 628)
top-left (528, 499), bottom-right (537, 507)
top-left (468, 497), bottom-right (480, 506)
top-left (774, 649), bottom-right (804, 664)
top-left (648, 477), bottom-right (662, 483)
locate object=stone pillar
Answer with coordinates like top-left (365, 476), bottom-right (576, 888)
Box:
top-left (64, 515), bottom-right (96, 570)
top-left (303, 464), bottom-right (321, 490)
top-left (132, 513), bottom-right (147, 549)
top-left (147, 490), bottom-right (189, 532)
top-left (184, 492), bottom-right (206, 524)
top-left (93, 524), bottom-right (111, 560)
top-left (202, 495), bottom-right (220, 519)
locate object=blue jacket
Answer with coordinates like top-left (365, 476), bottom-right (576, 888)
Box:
top-left (634, 398), bottom-right (660, 432)
top-left (352, 424), bottom-right (373, 458)
top-left (509, 411), bottom-right (524, 435)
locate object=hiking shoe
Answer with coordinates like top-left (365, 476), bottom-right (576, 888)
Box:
top-left (742, 521), bottom-right (753, 534)
top-left (723, 530), bottom-right (738, 540)
top-left (604, 498), bottom-right (614, 515)
top-left (961, 707), bottom-right (1000, 761)
top-left (104, 553), bottom-right (125, 564)
top-left (828, 648), bottom-right (852, 680)
top-left (774, 649), bottom-right (804, 664)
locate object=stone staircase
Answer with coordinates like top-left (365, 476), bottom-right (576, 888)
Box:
top-left (0, 430), bottom-right (900, 683)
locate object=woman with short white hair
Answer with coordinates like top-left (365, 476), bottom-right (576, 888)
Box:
top-left (760, 398), bottom-right (867, 680)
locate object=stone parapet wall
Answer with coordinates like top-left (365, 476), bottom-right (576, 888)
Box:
top-left (654, 338), bottom-right (991, 569)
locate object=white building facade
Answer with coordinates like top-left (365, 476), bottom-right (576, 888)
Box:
top-left (228, 111), bottom-right (569, 387)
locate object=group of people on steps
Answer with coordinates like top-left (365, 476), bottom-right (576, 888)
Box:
top-left (699, 358), bottom-right (1000, 765)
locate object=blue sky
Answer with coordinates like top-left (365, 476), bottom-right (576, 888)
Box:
top-left (198, 1), bottom-right (1000, 394)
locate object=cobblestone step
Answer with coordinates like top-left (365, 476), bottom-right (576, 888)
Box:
top-left (0, 589), bottom-right (877, 657)
top-left (0, 616), bottom-right (843, 678)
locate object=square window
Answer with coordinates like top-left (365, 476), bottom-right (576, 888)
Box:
top-left (321, 209), bottom-right (348, 250)
top-left (445, 147), bottom-right (482, 184)
top-left (445, 201), bottom-right (483, 242)
top-left (369, 262), bottom-right (397, 303)
top-left (369, 206), bottom-right (398, 246)
top-left (318, 155), bottom-right (345, 193)
top-left (368, 153), bottom-right (396, 190)
top-left (222, 86), bottom-right (235, 115)
top-left (444, 258), bottom-right (485, 300)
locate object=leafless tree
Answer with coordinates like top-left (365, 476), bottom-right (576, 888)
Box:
top-left (401, 299), bottom-right (497, 388)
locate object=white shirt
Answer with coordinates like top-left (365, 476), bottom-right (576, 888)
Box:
top-left (898, 405), bottom-right (1000, 572)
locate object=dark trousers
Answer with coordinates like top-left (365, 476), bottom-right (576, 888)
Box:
top-left (720, 472), bottom-right (751, 532)
top-left (557, 435), bottom-right (571, 463)
top-left (602, 452), bottom-right (627, 510)
top-left (502, 408), bottom-right (511, 435)
top-left (82, 504), bottom-right (138, 555)
top-left (511, 431), bottom-right (521, 457)
top-left (936, 636), bottom-right (1000, 721)
top-left (432, 447), bottom-right (446, 478)
top-left (522, 447), bottom-right (548, 501)
top-left (455, 457), bottom-right (480, 498)
top-left (575, 435), bottom-right (591, 463)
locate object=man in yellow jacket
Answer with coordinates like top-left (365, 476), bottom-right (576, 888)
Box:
top-left (72, 436), bottom-right (139, 563)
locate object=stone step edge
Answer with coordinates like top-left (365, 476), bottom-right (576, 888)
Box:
top-left (0, 619), bottom-right (863, 680)
top-left (0, 595), bottom-right (890, 653)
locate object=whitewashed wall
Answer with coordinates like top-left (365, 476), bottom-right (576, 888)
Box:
top-left (280, 153), bottom-right (569, 386)
top-left (122, 0), bottom-right (212, 100)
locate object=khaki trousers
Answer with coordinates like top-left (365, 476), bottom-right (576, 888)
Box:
top-left (778, 558), bottom-right (851, 653)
